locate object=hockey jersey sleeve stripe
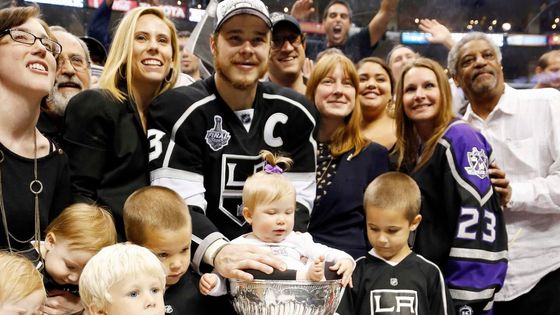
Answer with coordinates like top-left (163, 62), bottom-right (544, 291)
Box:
top-left (417, 254), bottom-right (451, 315)
top-left (449, 248), bottom-right (507, 261)
top-left (283, 172), bottom-right (316, 212)
top-left (448, 287), bottom-right (495, 302)
top-left (193, 232), bottom-right (228, 274)
top-left (163, 94), bottom-right (216, 168)
top-left (445, 259), bottom-right (507, 290)
top-left (439, 139), bottom-right (494, 206)
top-left (151, 168), bottom-right (207, 211)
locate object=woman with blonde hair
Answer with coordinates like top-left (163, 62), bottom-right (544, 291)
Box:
top-left (394, 57), bottom-right (508, 313)
top-left (305, 53), bottom-right (389, 258)
top-left (62, 6), bottom-right (180, 238)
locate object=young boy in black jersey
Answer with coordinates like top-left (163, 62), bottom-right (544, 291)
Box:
top-left (336, 172), bottom-right (455, 315)
top-left (123, 186), bottom-right (235, 315)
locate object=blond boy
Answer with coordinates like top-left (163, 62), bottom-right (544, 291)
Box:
top-left (79, 243), bottom-right (166, 315)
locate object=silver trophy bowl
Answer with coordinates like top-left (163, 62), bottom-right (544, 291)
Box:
top-left (229, 279), bottom-right (345, 315)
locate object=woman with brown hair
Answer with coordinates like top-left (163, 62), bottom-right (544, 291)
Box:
top-left (0, 6), bottom-right (70, 254)
top-left (306, 53), bottom-right (389, 258)
top-left (357, 57), bottom-right (397, 150)
top-left (394, 57), bottom-right (508, 313)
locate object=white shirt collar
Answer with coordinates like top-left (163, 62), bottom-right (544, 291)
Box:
top-left (464, 84), bottom-right (516, 121)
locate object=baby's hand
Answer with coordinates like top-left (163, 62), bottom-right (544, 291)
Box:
top-left (330, 258), bottom-right (354, 287)
top-left (199, 273), bottom-right (218, 295)
top-left (307, 255), bottom-right (326, 282)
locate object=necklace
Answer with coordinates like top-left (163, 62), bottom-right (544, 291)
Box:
top-left (0, 130), bottom-right (43, 256)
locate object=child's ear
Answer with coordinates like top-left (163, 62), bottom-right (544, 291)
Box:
top-left (88, 304), bottom-right (107, 315)
top-left (409, 214), bottom-right (422, 232)
top-left (242, 207), bottom-right (252, 224)
top-left (45, 232), bottom-right (56, 250)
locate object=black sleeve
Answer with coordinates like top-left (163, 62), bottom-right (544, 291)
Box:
top-left (62, 90), bottom-right (113, 205)
top-left (48, 149), bottom-right (72, 222)
top-left (294, 201), bottom-right (310, 232)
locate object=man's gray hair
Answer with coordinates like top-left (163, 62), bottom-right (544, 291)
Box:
top-left (447, 32), bottom-right (502, 77)
top-left (49, 25), bottom-right (92, 68)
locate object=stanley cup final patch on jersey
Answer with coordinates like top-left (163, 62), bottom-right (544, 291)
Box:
top-left (464, 147), bottom-right (489, 179)
top-left (369, 289), bottom-right (418, 315)
top-left (206, 115), bottom-right (231, 151)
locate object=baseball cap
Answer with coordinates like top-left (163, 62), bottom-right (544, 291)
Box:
top-left (270, 12), bottom-right (301, 35)
top-left (79, 36), bottom-right (108, 66)
top-left (214, 0), bottom-right (272, 33)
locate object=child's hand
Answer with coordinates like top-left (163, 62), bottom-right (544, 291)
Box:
top-left (41, 290), bottom-right (84, 315)
top-left (199, 273), bottom-right (218, 296)
top-left (330, 258), bottom-right (354, 288)
top-left (307, 255), bottom-right (326, 282)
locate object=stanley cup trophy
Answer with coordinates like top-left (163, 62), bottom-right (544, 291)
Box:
top-left (229, 279), bottom-right (345, 315)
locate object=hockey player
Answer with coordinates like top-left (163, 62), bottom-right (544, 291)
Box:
top-left (148, 0), bottom-right (318, 275)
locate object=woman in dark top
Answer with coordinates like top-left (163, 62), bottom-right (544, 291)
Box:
top-left (0, 6), bottom-right (70, 253)
top-left (305, 53), bottom-right (389, 259)
top-left (63, 7), bottom-right (180, 237)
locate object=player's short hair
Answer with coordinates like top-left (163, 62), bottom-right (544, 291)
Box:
top-left (243, 150), bottom-right (295, 213)
top-left (46, 203), bottom-right (117, 252)
top-left (79, 243), bottom-right (166, 311)
top-left (123, 186), bottom-right (191, 245)
top-left (364, 172), bottom-right (421, 222)
top-left (0, 252), bottom-right (46, 305)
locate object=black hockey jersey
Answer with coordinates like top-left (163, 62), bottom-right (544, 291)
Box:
top-left (148, 77), bottom-right (318, 270)
top-left (337, 251), bottom-right (454, 315)
top-left (411, 120), bottom-right (508, 315)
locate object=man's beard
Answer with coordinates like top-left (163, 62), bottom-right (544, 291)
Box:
top-left (49, 75), bottom-right (84, 116)
top-left (214, 50), bottom-right (267, 90)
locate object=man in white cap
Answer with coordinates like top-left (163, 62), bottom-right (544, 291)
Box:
top-left (148, 0), bottom-right (318, 281)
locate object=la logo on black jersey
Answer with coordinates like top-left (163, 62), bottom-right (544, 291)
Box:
top-left (220, 154), bottom-right (264, 226)
top-left (369, 289), bottom-right (418, 314)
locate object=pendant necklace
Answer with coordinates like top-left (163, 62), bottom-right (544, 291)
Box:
top-left (0, 130), bottom-right (43, 259)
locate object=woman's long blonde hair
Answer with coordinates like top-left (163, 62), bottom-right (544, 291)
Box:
top-left (306, 53), bottom-right (368, 158)
top-left (394, 57), bottom-right (455, 172)
top-left (98, 7), bottom-right (180, 104)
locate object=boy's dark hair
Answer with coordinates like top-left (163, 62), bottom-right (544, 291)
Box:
top-left (322, 0), bottom-right (352, 22)
top-left (364, 172), bottom-right (421, 222)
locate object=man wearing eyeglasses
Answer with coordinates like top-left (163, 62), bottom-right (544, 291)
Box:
top-left (267, 12), bottom-right (307, 95)
top-left (38, 26), bottom-right (92, 145)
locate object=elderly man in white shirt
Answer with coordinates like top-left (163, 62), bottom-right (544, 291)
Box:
top-left (448, 32), bottom-right (560, 315)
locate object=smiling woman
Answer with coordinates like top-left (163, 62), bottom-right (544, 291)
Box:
top-left (305, 53), bottom-right (389, 259)
top-left (394, 57), bottom-right (508, 313)
top-left (0, 6), bottom-right (71, 255)
top-left (62, 6), bottom-right (181, 239)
